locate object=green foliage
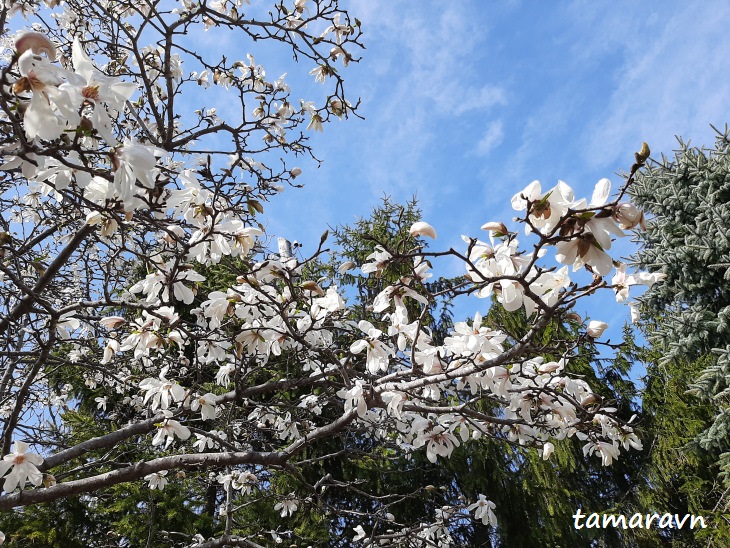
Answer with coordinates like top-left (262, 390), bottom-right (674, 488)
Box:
top-left (629, 126), bottom-right (730, 544)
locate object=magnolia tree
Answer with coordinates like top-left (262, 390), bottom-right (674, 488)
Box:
top-left (0, 1), bottom-right (663, 546)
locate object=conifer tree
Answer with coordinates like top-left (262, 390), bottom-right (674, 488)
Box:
top-left (630, 127), bottom-right (730, 537)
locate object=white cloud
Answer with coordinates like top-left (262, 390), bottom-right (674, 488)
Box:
top-left (475, 120), bottom-right (504, 155)
top-left (580, 2), bottom-right (730, 169)
top-left (343, 0), bottom-right (508, 201)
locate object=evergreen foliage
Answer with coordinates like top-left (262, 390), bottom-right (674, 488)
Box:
top-left (630, 127), bottom-right (730, 540)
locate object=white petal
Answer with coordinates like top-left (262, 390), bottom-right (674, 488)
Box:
top-left (409, 221), bottom-right (437, 239)
top-left (590, 178), bottom-right (611, 207)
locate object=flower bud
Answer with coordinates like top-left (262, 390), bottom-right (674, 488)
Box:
top-left (564, 312), bottom-right (582, 323)
top-left (538, 361), bottom-right (562, 374)
top-left (635, 141), bottom-right (650, 163)
top-left (99, 316), bottom-right (126, 329)
top-left (338, 260), bottom-right (356, 273)
top-left (480, 221), bottom-right (509, 236)
top-left (613, 203), bottom-right (646, 230)
top-left (301, 280), bottom-right (325, 296)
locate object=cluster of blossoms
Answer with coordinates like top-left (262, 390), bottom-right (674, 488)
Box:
top-left (0, 2), bottom-right (662, 545)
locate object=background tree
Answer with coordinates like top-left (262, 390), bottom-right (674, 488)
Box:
top-left (629, 127), bottom-right (730, 545)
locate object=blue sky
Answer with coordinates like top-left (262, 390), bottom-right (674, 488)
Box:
top-left (258, 0), bottom-right (730, 346)
top-left (8, 0), bottom-right (728, 365)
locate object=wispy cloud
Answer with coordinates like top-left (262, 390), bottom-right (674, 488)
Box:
top-left (475, 120), bottom-right (504, 155)
top-left (346, 0), bottom-right (508, 201)
top-left (577, 2), bottom-right (730, 169)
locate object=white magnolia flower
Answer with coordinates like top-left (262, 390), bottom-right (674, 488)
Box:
top-left (555, 233), bottom-right (614, 276)
top-left (360, 245), bottom-right (391, 277)
top-left (139, 366), bottom-right (186, 411)
top-left (350, 320), bottom-right (393, 374)
top-left (16, 50), bottom-right (75, 140)
top-left (85, 211), bottom-right (119, 237)
top-left (152, 412), bottom-right (191, 449)
top-left (629, 302), bottom-right (641, 324)
top-left (193, 433), bottom-right (215, 452)
top-left (55, 313), bottom-right (81, 339)
top-left (583, 440), bottom-right (620, 466)
top-left (190, 393), bottom-right (217, 420)
top-left (337, 379), bottom-right (368, 418)
top-left (586, 320), bottom-right (608, 338)
top-left (144, 470), bottom-right (168, 490)
top-left (511, 180), bottom-right (574, 235)
top-left (611, 263), bottom-right (633, 303)
top-left (274, 495), bottom-right (298, 517)
top-left (613, 202), bottom-right (646, 230)
top-left (413, 424), bottom-right (460, 463)
top-left (99, 316), bottom-right (126, 329)
top-left (215, 363), bottom-right (236, 386)
top-left (467, 494), bottom-right (497, 527)
top-left (541, 441), bottom-right (555, 460)
top-left (112, 142), bottom-right (165, 210)
top-left (15, 31), bottom-right (56, 59)
top-left (0, 441), bottom-right (43, 492)
top-left (63, 38), bottom-right (136, 145)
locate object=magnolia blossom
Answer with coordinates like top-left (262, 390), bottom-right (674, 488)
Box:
top-left (15, 31), bottom-right (56, 58)
top-left (413, 422), bottom-right (461, 463)
top-left (152, 412), bottom-right (191, 448)
top-left (372, 283), bottom-right (428, 324)
top-left (613, 202), bottom-right (646, 230)
top-left (55, 313), bottom-right (80, 339)
top-left (511, 179), bottom-right (574, 235)
top-left (583, 440), bottom-right (621, 467)
top-left (274, 495), bottom-right (298, 517)
top-left (144, 470), bottom-right (168, 490)
top-left (541, 441), bottom-right (555, 460)
top-left (350, 320), bottom-right (393, 374)
top-left (64, 38), bottom-right (136, 145)
top-left (467, 495), bottom-right (497, 527)
top-left (337, 380), bottom-right (368, 418)
top-left (555, 233), bottom-right (613, 276)
top-left (360, 245), bottom-right (391, 276)
top-left (190, 393), bottom-right (217, 420)
top-left (139, 366), bottom-right (186, 411)
top-left (15, 49), bottom-right (75, 140)
top-left (0, 441), bottom-right (43, 492)
top-left (586, 320), bottom-right (609, 338)
top-left (112, 142), bottom-right (165, 210)
top-left (193, 433), bottom-right (216, 452)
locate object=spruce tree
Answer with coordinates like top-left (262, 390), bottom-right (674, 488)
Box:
top-left (630, 127), bottom-right (730, 531)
